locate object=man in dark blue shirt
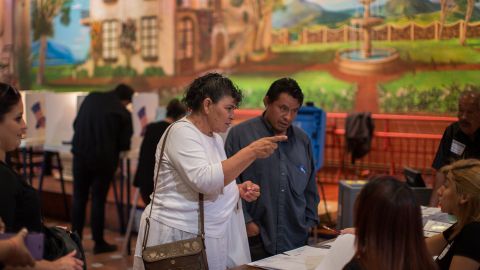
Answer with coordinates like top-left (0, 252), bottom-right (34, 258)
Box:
top-left (225, 78), bottom-right (319, 260)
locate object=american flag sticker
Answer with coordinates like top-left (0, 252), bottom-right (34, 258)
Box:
top-left (137, 106), bottom-right (148, 136)
top-left (31, 102), bottom-right (46, 129)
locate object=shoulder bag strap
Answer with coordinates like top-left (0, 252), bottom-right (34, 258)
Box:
top-left (141, 122), bottom-right (175, 251)
top-left (141, 120), bottom-right (206, 250)
top-left (199, 193), bottom-right (204, 240)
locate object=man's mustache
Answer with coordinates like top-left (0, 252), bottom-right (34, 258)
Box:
top-left (459, 120), bottom-right (471, 126)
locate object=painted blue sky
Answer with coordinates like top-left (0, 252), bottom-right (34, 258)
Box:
top-left (51, 0), bottom-right (90, 62)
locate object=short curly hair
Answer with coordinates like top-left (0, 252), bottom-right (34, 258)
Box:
top-left (182, 73), bottom-right (243, 112)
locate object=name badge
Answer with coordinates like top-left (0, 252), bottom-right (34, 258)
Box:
top-left (450, 139), bottom-right (465, 156)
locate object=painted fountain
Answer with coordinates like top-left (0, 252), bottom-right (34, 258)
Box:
top-left (335, 0), bottom-right (400, 75)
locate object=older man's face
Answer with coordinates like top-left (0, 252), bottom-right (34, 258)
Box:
top-left (458, 94), bottom-right (480, 137)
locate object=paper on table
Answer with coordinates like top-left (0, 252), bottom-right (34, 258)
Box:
top-left (421, 206), bottom-right (442, 216)
top-left (248, 246), bottom-right (329, 270)
top-left (423, 219), bottom-right (452, 237)
top-left (315, 234), bottom-right (356, 270)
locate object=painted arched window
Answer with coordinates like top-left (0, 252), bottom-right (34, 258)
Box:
top-left (102, 20), bottom-right (119, 61)
top-left (178, 18), bottom-right (193, 59)
top-left (141, 16), bottom-right (158, 60)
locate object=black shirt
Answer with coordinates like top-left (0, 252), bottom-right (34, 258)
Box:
top-left (133, 120), bottom-right (170, 204)
top-left (432, 122), bottom-right (480, 170)
top-left (71, 91), bottom-right (133, 169)
top-left (436, 222), bottom-right (480, 270)
top-left (343, 257), bottom-right (363, 270)
top-left (0, 161), bottom-right (42, 233)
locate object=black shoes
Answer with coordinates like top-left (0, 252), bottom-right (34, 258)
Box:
top-left (93, 241), bottom-right (117, 254)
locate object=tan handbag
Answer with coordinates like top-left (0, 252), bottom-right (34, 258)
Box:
top-left (141, 122), bottom-right (209, 270)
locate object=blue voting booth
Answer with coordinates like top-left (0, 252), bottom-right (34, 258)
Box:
top-left (293, 103), bottom-right (326, 171)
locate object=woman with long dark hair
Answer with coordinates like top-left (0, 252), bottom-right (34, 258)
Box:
top-left (343, 176), bottom-right (436, 270)
top-left (0, 82), bottom-right (83, 270)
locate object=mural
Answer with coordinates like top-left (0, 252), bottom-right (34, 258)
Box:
top-left (1, 0), bottom-right (480, 113)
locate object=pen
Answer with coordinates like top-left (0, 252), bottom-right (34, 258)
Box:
top-left (322, 225), bottom-right (341, 235)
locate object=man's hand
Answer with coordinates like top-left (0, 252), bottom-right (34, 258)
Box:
top-left (239, 181), bottom-right (260, 202)
top-left (246, 222), bottom-right (260, 237)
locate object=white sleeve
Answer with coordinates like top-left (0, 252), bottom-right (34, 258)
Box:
top-left (165, 124), bottom-right (224, 195)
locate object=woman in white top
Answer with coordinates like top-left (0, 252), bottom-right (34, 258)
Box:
top-left (133, 73), bottom-right (287, 270)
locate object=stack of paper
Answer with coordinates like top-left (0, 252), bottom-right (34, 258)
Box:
top-left (248, 246), bottom-right (328, 270)
top-left (424, 220), bottom-right (452, 237)
top-left (247, 234), bottom-right (356, 270)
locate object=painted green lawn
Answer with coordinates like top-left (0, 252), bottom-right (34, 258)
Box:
top-left (381, 39), bottom-right (480, 64)
top-left (273, 38), bottom-right (480, 64)
top-left (379, 70), bottom-right (480, 114)
top-left (230, 70), bottom-right (355, 111)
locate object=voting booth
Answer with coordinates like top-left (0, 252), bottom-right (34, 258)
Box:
top-left (21, 90), bottom-right (48, 146)
top-left (44, 92), bottom-right (87, 152)
top-left (132, 92), bottom-right (159, 137)
top-left (128, 92), bottom-right (159, 159)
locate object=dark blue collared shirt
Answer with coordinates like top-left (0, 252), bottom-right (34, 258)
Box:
top-left (225, 115), bottom-right (320, 255)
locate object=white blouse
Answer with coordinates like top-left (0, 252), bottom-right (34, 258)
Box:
top-left (149, 118), bottom-right (239, 238)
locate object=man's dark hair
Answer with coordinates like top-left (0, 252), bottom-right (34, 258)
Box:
top-left (265, 77), bottom-right (304, 105)
top-left (166, 98), bottom-right (187, 120)
top-left (113, 83), bottom-right (134, 102)
top-left (182, 73), bottom-right (243, 112)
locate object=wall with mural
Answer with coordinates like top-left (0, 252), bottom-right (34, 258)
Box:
top-left (1, 0), bottom-right (480, 114)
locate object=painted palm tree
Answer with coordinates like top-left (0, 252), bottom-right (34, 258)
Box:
top-left (31, 0), bottom-right (72, 85)
top-left (439, 0), bottom-right (478, 45)
top-left (250, 0), bottom-right (283, 54)
top-left (459, 0), bottom-right (477, 45)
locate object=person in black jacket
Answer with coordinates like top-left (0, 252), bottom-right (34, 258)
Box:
top-left (71, 84), bottom-right (134, 254)
top-left (133, 98), bottom-right (187, 205)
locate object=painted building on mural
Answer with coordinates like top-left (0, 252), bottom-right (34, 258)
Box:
top-left (0, 0), bottom-right (13, 82)
top-left (0, 0), bottom-right (30, 87)
top-left (80, 0), bottom-right (271, 76)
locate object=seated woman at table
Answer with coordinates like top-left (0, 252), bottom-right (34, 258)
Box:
top-left (0, 82), bottom-right (83, 270)
top-left (426, 159), bottom-right (480, 270)
top-left (343, 176), bottom-right (436, 270)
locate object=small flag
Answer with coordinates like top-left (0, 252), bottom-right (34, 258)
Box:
top-left (31, 102), bottom-right (46, 129)
top-left (137, 106), bottom-right (148, 136)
